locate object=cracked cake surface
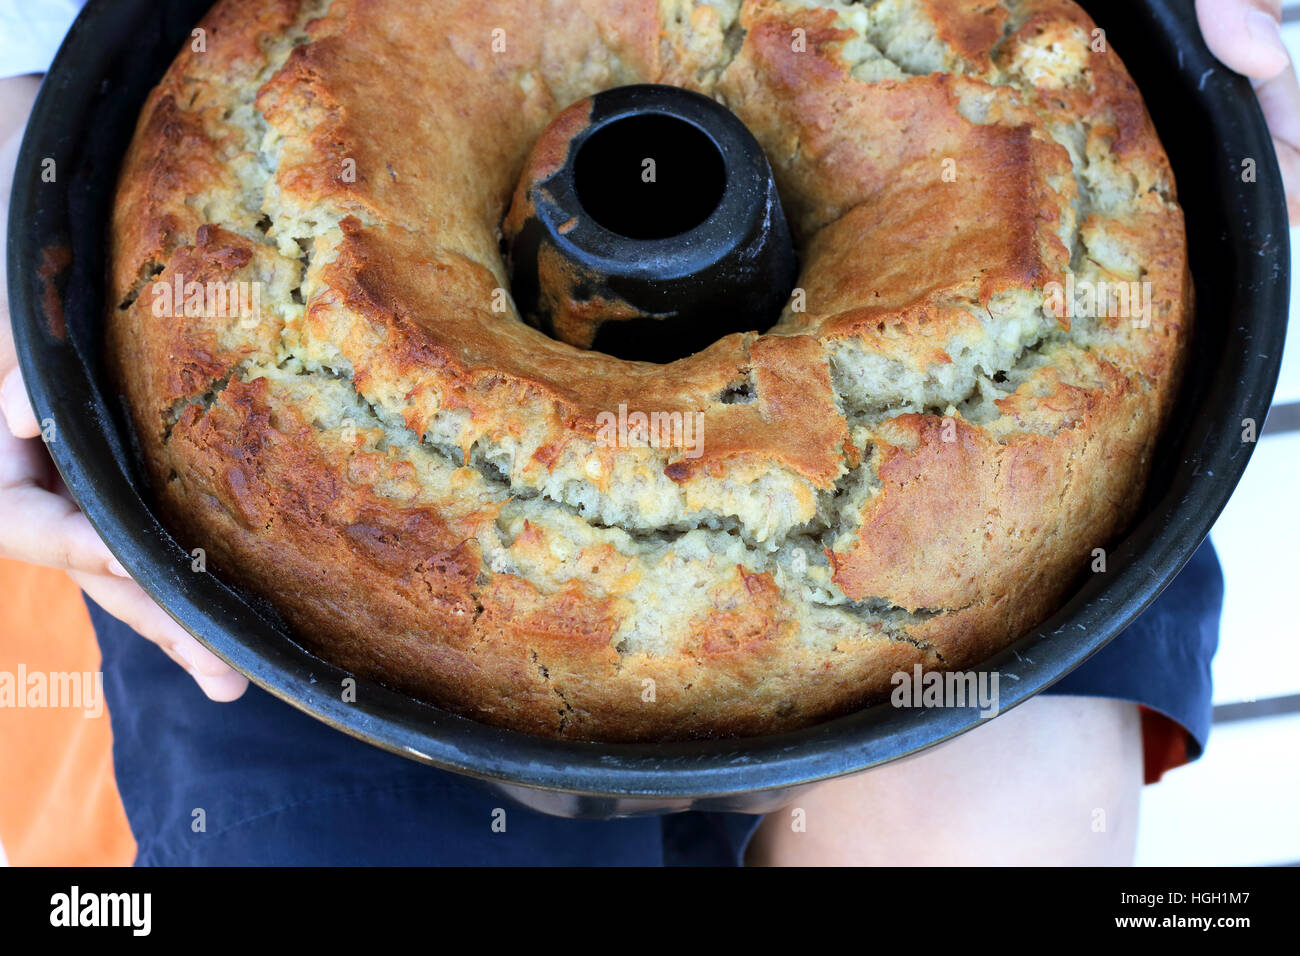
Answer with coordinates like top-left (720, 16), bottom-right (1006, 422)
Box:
top-left (107, 0), bottom-right (1189, 740)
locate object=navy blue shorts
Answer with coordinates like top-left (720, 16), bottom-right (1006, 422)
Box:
top-left (91, 540), bottom-right (1222, 866)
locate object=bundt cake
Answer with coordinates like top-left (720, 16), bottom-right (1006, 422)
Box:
top-left (107, 0), bottom-right (1189, 740)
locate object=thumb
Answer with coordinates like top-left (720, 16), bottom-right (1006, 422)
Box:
top-left (1197, 0), bottom-right (1290, 80)
top-left (0, 365), bottom-right (41, 439)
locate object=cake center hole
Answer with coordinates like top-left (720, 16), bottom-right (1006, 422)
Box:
top-left (574, 114), bottom-right (726, 240)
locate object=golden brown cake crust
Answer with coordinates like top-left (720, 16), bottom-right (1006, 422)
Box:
top-left (107, 0), bottom-right (1190, 740)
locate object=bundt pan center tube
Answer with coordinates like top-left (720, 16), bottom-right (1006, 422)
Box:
top-left (6, 0), bottom-right (1288, 817)
top-left (504, 83), bottom-right (798, 362)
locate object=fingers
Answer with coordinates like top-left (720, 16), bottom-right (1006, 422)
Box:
top-left (1198, 0), bottom-right (1300, 223)
top-left (2, 78), bottom-right (49, 438)
top-left (69, 569), bottom-right (249, 703)
top-left (0, 429), bottom-right (130, 579)
top-left (0, 75), bottom-right (41, 148)
top-left (1, 364), bottom-right (248, 703)
top-left (0, 364), bottom-right (40, 439)
top-left (1, 287), bottom-right (41, 440)
top-left (1253, 59), bottom-right (1300, 223)
top-left (0, 272), bottom-right (40, 440)
top-left (1197, 0), bottom-right (1289, 80)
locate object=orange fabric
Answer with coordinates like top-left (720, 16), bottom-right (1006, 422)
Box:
top-left (1139, 704), bottom-right (1191, 785)
top-left (0, 557), bottom-right (135, 865)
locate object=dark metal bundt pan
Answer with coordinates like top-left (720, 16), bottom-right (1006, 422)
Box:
top-left (7, 0), bottom-right (1288, 817)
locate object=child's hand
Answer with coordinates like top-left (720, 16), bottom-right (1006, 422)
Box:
top-left (0, 75), bottom-right (246, 702)
top-left (1197, 0), bottom-right (1300, 222)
